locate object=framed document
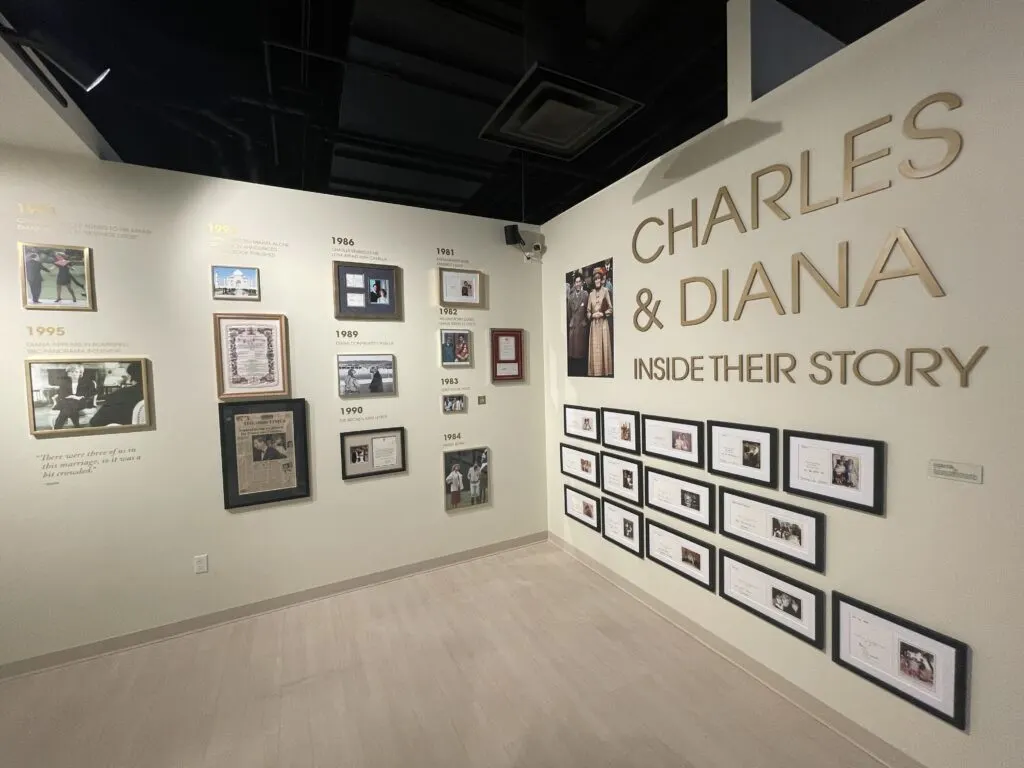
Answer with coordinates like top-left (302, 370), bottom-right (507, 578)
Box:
top-left (707, 420), bottom-right (778, 488)
top-left (211, 265), bottom-right (260, 301)
top-left (719, 487), bottom-right (825, 572)
top-left (213, 313), bottom-right (290, 399)
top-left (784, 430), bottom-right (885, 515)
top-left (644, 466), bottom-right (715, 531)
top-left (719, 550), bottom-right (825, 649)
top-left (341, 426), bottom-right (407, 480)
top-left (490, 328), bottom-right (524, 382)
top-left (564, 484), bottom-right (601, 531)
top-left (439, 267), bottom-right (484, 308)
top-left (601, 499), bottom-right (644, 558)
top-left (338, 354), bottom-right (395, 398)
top-left (333, 261), bottom-right (403, 320)
top-left (833, 592), bottom-right (968, 730)
top-left (641, 414), bottom-right (703, 469)
top-left (600, 451), bottom-right (643, 507)
top-left (218, 398), bottom-right (310, 510)
top-left (444, 446), bottom-right (489, 511)
top-left (646, 519), bottom-right (715, 591)
top-left (560, 442), bottom-right (599, 487)
top-left (601, 407), bottom-right (640, 455)
top-left (20, 241), bottom-right (96, 311)
top-left (563, 404), bottom-right (600, 443)
top-left (440, 329), bottom-right (473, 367)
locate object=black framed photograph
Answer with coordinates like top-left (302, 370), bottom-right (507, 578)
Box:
top-left (644, 466), bottom-right (715, 531)
top-left (563, 404), bottom-right (600, 443)
top-left (333, 261), bottom-right (403, 320)
top-left (601, 498), bottom-right (644, 558)
top-left (784, 430), bottom-right (886, 515)
top-left (440, 329), bottom-right (473, 367)
top-left (707, 420), bottom-right (778, 489)
top-left (211, 265), bottom-right (260, 301)
top-left (444, 446), bottom-right (489, 511)
top-left (564, 484), bottom-right (601, 531)
top-left (719, 486), bottom-right (825, 573)
top-left (646, 519), bottom-right (715, 591)
top-left (719, 549), bottom-right (825, 649)
top-left (833, 592), bottom-right (969, 730)
top-left (601, 407), bottom-right (640, 455)
top-left (338, 354), bottom-right (395, 397)
top-left (340, 426), bottom-right (407, 480)
top-left (20, 241), bottom-right (95, 311)
top-left (600, 451), bottom-right (643, 507)
top-left (560, 442), bottom-right (599, 486)
top-left (641, 414), bottom-right (704, 468)
top-left (219, 398), bottom-right (310, 510)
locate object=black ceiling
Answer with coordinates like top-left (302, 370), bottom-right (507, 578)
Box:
top-left (2, 0), bottom-right (922, 224)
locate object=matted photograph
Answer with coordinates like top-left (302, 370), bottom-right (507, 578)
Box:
top-left (338, 354), bottom-right (395, 397)
top-left (490, 328), bottom-right (525, 382)
top-left (20, 242), bottom-right (95, 311)
top-left (560, 443), bottom-right (600, 487)
top-left (772, 587), bottom-right (803, 619)
top-left (25, 358), bottom-right (152, 438)
top-left (211, 266), bottom-right (260, 301)
top-left (707, 420), bottom-right (778, 488)
top-left (444, 446), bottom-right (489, 511)
top-left (644, 466), bottom-right (715, 531)
top-left (214, 313), bottom-right (290, 399)
top-left (440, 329), bottom-right (473, 367)
top-left (565, 258), bottom-right (614, 378)
top-left (341, 426), bottom-right (407, 480)
top-left (641, 414), bottom-right (703, 468)
top-left (645, 519), bottom-right (715, 591)
top-left (601, 498), bottom-right (644, 558)
top-left (439, 268), bottom-right (484, 308)
top-left (601, 407), bottom-right (640, 455)
top-left (564, 484), bottom-right (601, 531)
top-left (784, 430), bottom-right (885, 515)
top-left (718, 486), bottom-right (825, 572)
top-left (601, 451), bottom-right (643, 507)
top-left (442, 394), bottom-right (467, 413)
top-left (899, 642), bottom-right (936, 690)
top-left (333, 261), bottom-right (403, 320)
top-left (563, 404), bottom-right (601, 443)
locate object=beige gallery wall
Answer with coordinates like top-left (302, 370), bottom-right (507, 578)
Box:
top-left (541, 1), bottom-right (1024, 767)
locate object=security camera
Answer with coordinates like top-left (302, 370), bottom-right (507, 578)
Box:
top-left (503, 224), bottom-right (546, 262)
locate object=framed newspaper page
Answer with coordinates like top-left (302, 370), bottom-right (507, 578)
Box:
top-left (213, 313), bottom-right (290, 399)
top-left (219, 398), bottom-right (310, 510)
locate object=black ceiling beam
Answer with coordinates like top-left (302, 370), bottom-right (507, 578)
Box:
top-left (424, 0), bottom-right (609, 47)
top-left (351, 32), bottom-right (518, 86)
top-left (333, 145), bottom-right (493, 184)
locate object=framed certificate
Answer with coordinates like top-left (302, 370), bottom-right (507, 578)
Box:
top-left (564, 484), bottom-right (601, 531)
top-left (641, 414), bottom-right (703, 469)
top-left (333, 261), bottom-right (403, 320)
top-left (719, 486), bottom-right (825, 572)
top-left (490, 328), bottom-right (525, 382)
top-left (560, 443), bottom-right (599, 487)
top-left (601, 407), bottom-right (640, 455)
top-left (563, 404), bottom-right (600, 443)
top-left (783, 430), bottom-right (886, 515)
top-left (600, 451), bottom-right (643, 507)
top-left (601, 498), bottom-right (644, 558)
top-left (707, 420), bottom-right (778, 488)
top-left (439, 268), bottom-right (484, 308)
top-left (644, 466), bottom-right (715, 531)
top-left (341, 426), bottom-right (407, 480)
top-left (213, 313), bottom-right (290, 399)
top-left (645, 519), bottom-right (715, 591)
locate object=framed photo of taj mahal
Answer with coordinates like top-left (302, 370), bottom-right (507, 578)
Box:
top-left (565, 258), bottom-right (613, 378)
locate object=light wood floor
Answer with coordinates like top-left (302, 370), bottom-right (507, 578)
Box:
top-left (0, 543), bottom-right (886, 768)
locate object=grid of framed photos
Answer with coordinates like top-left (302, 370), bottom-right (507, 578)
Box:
top-left (784, 430), bottom-right (886, 515)
top-left (340, 426), bottom-right (407, 480)
top-left (718, 487), bottom-right (825, 573)
top-left (333, 261), bottom-right (403, 320)
top-left (601, 499), bottom-right (644, 558)
top-left (564, 484), bottom-right (601, 531)
top-left (600, 451), bottom-right (643, 507)
top-left (601, 407), bottom-right (640, 455)
top-left (645, 519), bottom-right (715, 591)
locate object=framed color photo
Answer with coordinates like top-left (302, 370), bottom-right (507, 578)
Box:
top-left (444, 446), bottom-right (489, 511)
top-left (490, 328), bottom-right (524, 382)
top-left (211, 265), bottom-right (260, 301)
top-left (439, 268), bottom-right (484, 308)
top-left (563, 404), bottom-right (600, 443)
top-left (646, 519), bottom-right (715, 591)
top-left (719, 487), bottom-right (825, 572)
top-left (784, 430), bottom-right (886, 515)
top-left (644, 466), bottom-right (715, 531)
top-left (564, 484), bottom-right (601, 532)
top-left (218, 398), bottom-right (310, 510)
top-left (25, 358), bottom-right (152, 438)
top-left (641, 414), bottom-right (703, 469)
top-left (707, 420), bottom-right (778, 488)
top-left (333, 261), bottom-right (403, 320)
top-left (601, 407), bottom-right (640, 455)
top-left (560, 442), bottom-right (599, 487)
top-left (833, 592), bottom-right (969, 730)
top-left (341, 426), bottom-right (407, 480)
top-left (338, 354), bottom-right (395, 397)
top-left (442, 394), bottom-right (468, 413)
top-left (602, 499), bottom-right (644, 558)
top-left (214, 313), bottom-right (290, 399)
top-left (601, 451), bottom-right (643, 507)
top-left (440, 329), bottom-right (473, 367)
top-left (719, 550), bottom-right (825, 649)
top-left (20, 242), bottom-right (95, 311)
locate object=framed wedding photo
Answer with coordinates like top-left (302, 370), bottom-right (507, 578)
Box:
top-left (338, 354), bottom-right (395, 397)
top-left (646, 519), bottom-right (715, 592)
top-left (601, 407), bottom-right (640, 455)
top-left (218, 398), bottom-right (310, 510)
top-left (341, 426), bottom-right (407, 480)
top-left (444, 446), bottom-right (489, 511)
top-left (439, 267), bottom-right (484, 308)
top-left (440, 329), bottom-right (473, 367)
top-left (563, 404), bottom-right (600, 444)
top-left (564, 484), bottom-right (601, 532)
top-left (601, 499), bottom-right (644, 558)
top-left (644, 466), bottom-right (715, 531)
top-left (601, 451), bottom-right (643, 507)
top-left (784, 430), bottom-right (886, 515)
top-left (641, 414), bottom-right (703, 469)
top-left (211, 265), bottom-right (260, 301)
top-left (833, 592), bottom-right (968, 729)
top-left (20, 242), bottom-right (95, 311)
top-left (719, 486), bottom-right (825, 572)
top-left (333, 261), bottom-right (403, 321)
top-left (490, 328), bottom-right (525, 382)
top-left (707, 420), bottom-right (778, 489)
top-left (560, 442), bottom-right (599, 487)
top-left (213, 313), bottom-right (290, 399)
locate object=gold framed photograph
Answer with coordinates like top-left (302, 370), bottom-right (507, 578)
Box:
top-left (20, 242), bottom-right (96, 311)
top-left (439, 268), bottom-right (484, 308)
top-left (213, 313), bottom-right (290, 399)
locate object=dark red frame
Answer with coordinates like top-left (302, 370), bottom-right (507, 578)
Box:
top-left (490, 328), bottom-right (525, 382)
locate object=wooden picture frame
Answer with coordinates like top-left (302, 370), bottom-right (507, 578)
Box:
top-left (333, 261), bottom-right (403, 321)
top-left (490, 328), bottom-right (525, 382)
top-left (439, 267), bottom-right (484, 308)
top-left (20, 241), bottom-right (96, 311)
top-left (340, 426), bottom-right (408, 480)
top-left (718, 486), bottom-right (826, 573)
top-left (641, 414), bottom-right (704, 469)
top-left (707, 420), bottom-right (779, 489)
top-left (645, 519), bottom-right (716, 591)
top-left (213, 313), bottom-right (290, 399)
top-left (783, 429), bottom-right (886, 515)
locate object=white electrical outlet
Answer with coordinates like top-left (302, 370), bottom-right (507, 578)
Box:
top-left (193, 554), bottom-right (209, 574)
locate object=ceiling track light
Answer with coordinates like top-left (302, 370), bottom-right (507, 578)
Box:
top-left (0, 24), bottom-right (110, 93)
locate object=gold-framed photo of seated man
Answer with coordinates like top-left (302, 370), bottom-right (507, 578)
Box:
top-left (25, 358), bottom-right (152, 438)
top-left (439, 268), bottom-right (484, 308)
top-left (20, 242), bottom-right (96, 311)
top-left (213, 313), bottom-right (290, 399)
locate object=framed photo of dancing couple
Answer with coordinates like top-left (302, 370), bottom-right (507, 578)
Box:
top-left (214, 313), bottom-right (290, 399)
top-left (783, 430), bottom-right (886, 515)
top-left (20, 242), bottom-right (96, 311)
top-left (833, 592), bottom-right (969, 730)
top-left (565, 258), bottom-right (613, 378)
top-left (439, 268), bottom-right (484, 309)
top-left (601, 498), bottom-right (643, 558)
top-left (560, 443), bottom-right (599, 487)
top-left (641, 414), bottom-right (703, 469)
top-left (707, 420), bottom-right (778, 488)
top-left (341, 426), bottom-right (407, 480)
top-left (719, 487), bottom-right (825, 573)
top-left (646, 519), bottom-right (715, 592)
top-left (333, 261), bottom-right (403, 320)
top-left (601, 407), bottom-right (639, 455)
top-left (490, 328), bottom-right (524, 382)
top-left (564, 485), bottom-right (601, 532)
top-left (218, 398), bottom-right (310, 510)
top-left (563, 404), bottom-right (600, 443)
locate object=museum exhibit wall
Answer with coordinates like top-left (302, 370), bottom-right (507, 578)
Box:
top-left (541, 1), bottom-right (1023, 767)
top-left (0, 148), bottom-right (547, 667)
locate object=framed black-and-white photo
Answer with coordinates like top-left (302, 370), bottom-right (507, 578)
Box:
top-left (833, 593), bottom-right (968, 730)
top-left (564, 484), bottom-right (601, 531)
top-left (560, 443), bottom-right (599, 487)
top-left (644, 466), bottom-right (715, 531)
top-left (719, 487), bottom-right (825, 572)
top-left (333, 261), bottom-right (403, 321)
top-left (440, 329), bottom-right (473, 367)
top-left (341, 426), bottom-right (407, 480)
top-left (646, 519), bottom-right (715, 591)
top-left (601, 407), bottom-right (640, 455)
top-left (719, 550), bottom-right (825, 649)
top-left (784, 430), bottom-right (885, 515)
top-left (442, 394), bottom-right (467, 413)
top-left (601, 451), bottom-right (643, 507)
top-left (641, 414), bottom-right (703, 468)
top-left (601, 499), bottom-right (644, 558)
top-left (707, 420), bottom-right (778, 488)
top-left (211, 266), bottom-right (260, 301)
top-left (563, 404), bottom-right (600, 443)
top-left (439, 268), bottom-right (484, 308)
top-left (20, 242), bottom-right (95, 311)
top-left (338, 354), bottom-right (395, 397)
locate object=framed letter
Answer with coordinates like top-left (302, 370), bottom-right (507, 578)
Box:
top-left (564, 484), bottom-right (601, 531)
top-left (707, 420), bottom-right (778, 488)
top-left (560, 443), bottom-right (599, 487)
top-left (644, 466), bottom-right (715, 531)
top-left (601, 407), bottom-right (640, 455)
top-left (719, 486), bottom-right (825, 572)
top-left (563, 404), bottom-right (601, 443)
top-left (490, 328), bottom-right (524, 382)
top-left (601, 499), bottom-right (643, 558)
top-left (341, 426), bottom-right (407, 480)
top-left (333, 261), bottom-right (403, 320)
top-left (214, 313), bottom-right (290, 399)
top-left (646, 519), bottom-right (715, 591)
top-left (600, 451), bottom-right (643, 507)
top-left (439, 268), bottom-right (484, 308)
top-left (784, 430), bottom-right (885, 515)
top-left (641, 414), bottom-right (703, 468)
